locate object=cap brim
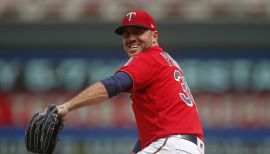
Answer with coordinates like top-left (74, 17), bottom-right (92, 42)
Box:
top-left (115, 25), bottom-right (149, 35)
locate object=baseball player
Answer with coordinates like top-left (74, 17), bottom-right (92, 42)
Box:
top-left (57, 10), bottom-right (204, 154)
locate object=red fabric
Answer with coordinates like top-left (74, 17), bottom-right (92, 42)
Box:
top-left (115, 10), bottom-right (157, 34)
top-left (117, 46), bottom-right (204, 148)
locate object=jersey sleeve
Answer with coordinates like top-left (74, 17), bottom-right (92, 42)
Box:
top-left (100, 72), bottom-right (133, 98)
top-left (117, 55), bottom-right (154, 91)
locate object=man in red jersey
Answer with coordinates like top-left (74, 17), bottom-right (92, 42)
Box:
top-left (56, 10), bottom-right (204, 154)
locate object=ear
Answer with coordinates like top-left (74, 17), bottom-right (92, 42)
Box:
top-left (152, 31), bottom-right (159, 44)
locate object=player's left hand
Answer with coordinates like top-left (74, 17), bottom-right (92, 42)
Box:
top-left (25, 105), bottom-right (64, 154)
top-left (57, 103), bottom-right (69, 118)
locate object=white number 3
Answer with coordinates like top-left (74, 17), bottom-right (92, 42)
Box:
top-left (174, 70), bottom-right (194, 107)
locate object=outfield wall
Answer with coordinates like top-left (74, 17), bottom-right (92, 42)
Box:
top-left (0, 48), bottom-right (270, 154)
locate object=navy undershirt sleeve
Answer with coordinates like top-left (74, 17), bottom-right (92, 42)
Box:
top-left (100, 72), bottom-right (133, 98)
top-left (133, 139), bottom-right (141, 153)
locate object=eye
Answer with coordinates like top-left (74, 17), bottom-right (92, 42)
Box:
top-left (122, 27), bottom-right (148, 38)
top-left (133, 30), bottom-right (145, 35)
top-left (123, 32), bottom-right (129, 38)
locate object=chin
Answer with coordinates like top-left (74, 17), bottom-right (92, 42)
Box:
top-left (128, 49), bottom-right (140, 55)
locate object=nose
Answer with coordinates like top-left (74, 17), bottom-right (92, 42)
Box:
top-left (126, 34), bottom-right (137, 43)
top-left (125, 33), bottom-right (136, 39)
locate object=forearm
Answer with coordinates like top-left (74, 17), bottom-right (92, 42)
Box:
top-left (57, 72), bottom-right (132, 117)
top-left (68, 82), bottom-right (109, 111)
top-left (58, 82), bottom-right (109, 116)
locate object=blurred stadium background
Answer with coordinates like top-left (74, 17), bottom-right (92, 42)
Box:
top-left (0, 0), bottom-right (270, 154)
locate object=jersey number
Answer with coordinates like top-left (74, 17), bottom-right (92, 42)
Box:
top-left (174, 70), bottom-right (194, 107)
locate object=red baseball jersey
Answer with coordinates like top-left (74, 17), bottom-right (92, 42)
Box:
top-left (117, 46), bottom-right (204, 148)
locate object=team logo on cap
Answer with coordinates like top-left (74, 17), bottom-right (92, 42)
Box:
top-left (126, 12), bottom-right (136, 21)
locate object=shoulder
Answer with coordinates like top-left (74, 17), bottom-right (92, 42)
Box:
top-left (123, 46), bottom-right (163, 67)
top-left (137, 46), bottom-right (163, 60)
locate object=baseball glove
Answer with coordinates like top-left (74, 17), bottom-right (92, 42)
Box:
top-left (25, 105), bottom-right (64, 154)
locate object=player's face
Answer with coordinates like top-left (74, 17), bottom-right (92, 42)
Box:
top-left (122, 26), bottom-right (158, 56)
